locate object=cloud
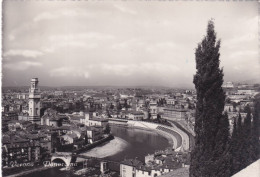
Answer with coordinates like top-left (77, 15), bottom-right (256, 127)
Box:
top-left (102, 64), bottom-right (134, 76)
top-left (42, 32), bottom-right (114, 53)
top-left (101, 63), bottom-right (180, 76)
top-left (49, 67), bottom-right (90, 79)
top-left (3, 61), bottom-right (42, 71)
top-left (49, 33), bottom-right (114, 41)
top-left (139, 63), bottom-right (180, 75)
top-left (2, 1), bottom-right (258, 87)
top-left (42, 42), bottom-right (98, 53)
top-left (156, 42), bottom-right (176, 49)
top-left (33, 12), bottom-right (58, 22)
top-left (111, 40), bottom-right (178, 53)
top-left (8, 34), bottom-right (15, 41)
top-left (111, 39), bottom-right (142, 50)
top-left (229, 50), bottom-right (258, 59)
top-left (222, 16), bottom-right (258, 49)
top-left (33, 9), bottom-right (92, 22)
top-left (114, 4), bottom-right (137, 15)
top-left (245, 15), bottom-right (258, 32)
top-left (224, 33), bottom-right (258, 48)
top-left (161, 20), bottom-right (175, 27)
top-left (146, 42), bottom-right (177, 53)
top-left (3, 49), bottom-right (43, 58)
top-left (8, 9), bottom-right (94, 42)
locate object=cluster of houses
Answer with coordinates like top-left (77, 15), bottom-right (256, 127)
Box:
top-left (2, 107), bottom-right (111, 167)
top-left (120, 149), bottom-right (190, 177)
top-left (2, 87), bottom-right (199, 134)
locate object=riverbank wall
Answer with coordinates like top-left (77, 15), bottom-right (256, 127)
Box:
top-left (108, 119), bottom-right (190, 151)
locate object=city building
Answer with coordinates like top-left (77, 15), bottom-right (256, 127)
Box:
top-left (161, 108), bottom-right (187, 121)
top-left (120, 159), bottom-right (144, 177)
top-left (54, 91), bottom-right (64, 96)
top-left (83, 113), bottom-right (109, 127)
top-left (2, 135), bottom-right (41, 167)
top-left (166, 97), bottom-right (176, 105)
top-left (28, 78), bottom-right (41, 124)
top-left (223, 82), bottom-right (234, 88)
top-left (41, 108), bottom-right (63, 127)
top-left (2, 112), bottom-right (18, 122)
top-left (86, 126), bottom-right (103, 144)
top-left (149, 101), bottom-right (158, 119)
top-left (128, 111), bottom-right (145, 120)
top-left (61, 133), bottom-right (78, 144)
top-left (120, 157), bottom-right (178, 177)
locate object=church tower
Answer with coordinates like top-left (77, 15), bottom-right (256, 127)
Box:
top-left (28, 78), bottom-right (41, 124)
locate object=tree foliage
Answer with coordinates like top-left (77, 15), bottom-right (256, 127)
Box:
top-left (250, 99), bottom-right (260, 162)
top-left (230, 96), bottom-right (260, 175)
top-left (190, 20), bottom-right (230, 177)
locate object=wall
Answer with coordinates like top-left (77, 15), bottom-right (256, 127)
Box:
top-left (127, 120), bottom-right (189, 151)
top-left (120, 164), bottom-right (134, 177)
top-left (108, 119), bottom-right (190, 151)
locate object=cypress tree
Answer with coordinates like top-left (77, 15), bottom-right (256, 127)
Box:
top-left (230, 99), bottom-right (260, 175)
top-left (232, 117), bottom-right (237, 139)
top-left (249, 100), bottom-right (260, 162)
top-left (213, 112), bottom-right (231, 176)
top-left (230, 113), bottom-right (241, 175)
top-left (240, 108), bottom-right (252, 169)
top-left (236, 112), bottom-right (243, 171)
top-left (230, 117), bottom-right (237, 164)
top-left (190, 20), bottom-right (230, 177)
top-left (237, 113), bottom-right (242, 132)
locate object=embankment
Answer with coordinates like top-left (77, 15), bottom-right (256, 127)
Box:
top-left (108, 119), bottom-right (190, 151)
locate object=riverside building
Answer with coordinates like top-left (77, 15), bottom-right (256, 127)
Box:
top-left (161, 108), bottom-right (187, 121)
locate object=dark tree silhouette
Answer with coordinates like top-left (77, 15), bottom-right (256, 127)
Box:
top-left (230, 113), bottom-right (242, 175)
top-left (249, 99), bottom-right (260, 163)
top-left (190, 20), bottom-right (230, 177)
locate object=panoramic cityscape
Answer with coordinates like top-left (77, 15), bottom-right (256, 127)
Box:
top-left (1, 1), bottom-right (259, 177)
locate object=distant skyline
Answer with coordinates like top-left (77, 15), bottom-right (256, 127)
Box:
top-left (2, 1), bottom-right (259, 88)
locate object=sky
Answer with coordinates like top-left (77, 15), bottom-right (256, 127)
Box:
top-left (2, 0), bottom-right (259, 88)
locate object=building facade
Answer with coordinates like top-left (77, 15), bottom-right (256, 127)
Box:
top-left (28, 78), bottom-right (41, 124)
top-left (161, 108), bottom-right (187, 121)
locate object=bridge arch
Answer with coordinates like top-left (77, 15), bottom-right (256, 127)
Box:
top-left (51, 156), bottom-right (72, 167)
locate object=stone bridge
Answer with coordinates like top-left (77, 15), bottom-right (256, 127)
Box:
top-left (51, 152), bottom-right (120, 171)
top-left (51, 152), bottom-right (74, 167)
top-left (51, 152), bottom-right (112, 165)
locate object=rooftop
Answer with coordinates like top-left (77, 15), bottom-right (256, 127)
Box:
top-left (121, 159), bottom-right (144, 168)
top-left (160, 167), bottom-right (189, 177)
top-left (90, 117), bottom-right (108, 122)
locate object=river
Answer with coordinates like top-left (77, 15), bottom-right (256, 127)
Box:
top-left (18, 125), bottom-right (171, 177)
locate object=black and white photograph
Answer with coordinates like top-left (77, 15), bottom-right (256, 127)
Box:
top-left (1, 0), bottom-right (259, 177)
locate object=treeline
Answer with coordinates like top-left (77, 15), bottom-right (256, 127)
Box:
top-left (230, 96), bottom-right (260, 175)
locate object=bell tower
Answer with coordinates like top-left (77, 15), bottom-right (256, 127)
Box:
top-left (28, 78), bottom-right (41, 124)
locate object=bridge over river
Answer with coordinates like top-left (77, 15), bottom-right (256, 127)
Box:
top-left (51, 152), bottom-right (120, 171)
